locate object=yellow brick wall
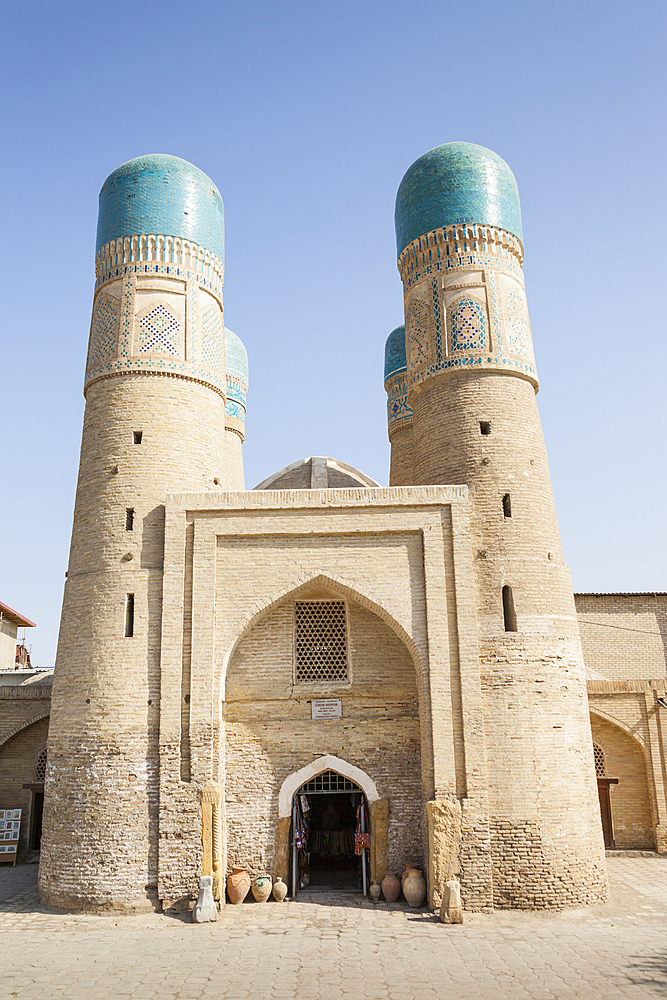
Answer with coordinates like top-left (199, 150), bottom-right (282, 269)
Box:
top-left (576, 594), bottom-right (667, 681)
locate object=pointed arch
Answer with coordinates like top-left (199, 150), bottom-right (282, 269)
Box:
top-left (589, 708), bottom-right (648, 754)
top-left (220, 571), bottom-right (422, 694)
top-left (278, 755), bottom-right (379, 818)
top-left (0, 712), bottom-right (50, 750)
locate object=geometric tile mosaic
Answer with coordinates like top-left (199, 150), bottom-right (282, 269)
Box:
top-left (449, 297), bottom-right (486, 352)
top-left (138, 304), bottom-right (181, 355)
top-left (504, 287), bottom-right (530, 358)
top-left (87, 295), bottom-right (118, 371)
top-left (201, 304), bottom-right (224, 371)
top-left (406, 298), bottom-right (430, 367)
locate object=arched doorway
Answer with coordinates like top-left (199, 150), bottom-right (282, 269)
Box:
top-left (590, 713), bottom-right (655, 850)
top-left (278, 755), bottom-right (379, 898)
top-left (292, 769), bottom-right (369, 896)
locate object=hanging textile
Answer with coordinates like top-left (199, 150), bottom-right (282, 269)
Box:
top-left (294, 796), bottom-right (309, 850)
top-left (355, 800), bottom-right (370, 855)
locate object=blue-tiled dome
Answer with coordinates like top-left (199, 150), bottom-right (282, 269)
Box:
top-left (395, 142), bottom-right (522, 256)
top-left (96, 154), bottom-right (225, 263)
top-left (384, 324), bottom-right (406, 381)
top-left (224, 328), bottom-right (248, 384)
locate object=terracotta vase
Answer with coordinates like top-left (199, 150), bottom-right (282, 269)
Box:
top-left (403, 868), bottom-right (426, 908)
top-left (401, 864), bottom-right (417, 887)
top-left (251, 875), bottom-right (272, 903)
top-left (227, 864), bottom-right (251, 904)
top-left (381, 872), bottom-right (401, 903)
top-left (272, 877), bottom-right (288, 902)
top-left (369, 881), bottom-right (381, 903)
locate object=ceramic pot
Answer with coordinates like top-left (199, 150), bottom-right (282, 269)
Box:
top-left (401, 864), bottom-right (417, 887)
top-left (227, 864), bottom-right (251, 904)
top-left (381, 872), bottom-right (401, 903)
top-left (369, 882), bottom-right (381, 903)
top-left (272, 877), bottom-right (288, 902)
top-left (251, 875), bottom-right (272, 903)
top-left (403, 868), bottom-right (426, 908)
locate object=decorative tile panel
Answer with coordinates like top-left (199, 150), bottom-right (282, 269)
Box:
top-left (86, 294), bottom-right (119, 375)
top-left (406, 298), bottom-right (430, 368)
top-left (385, 370), bottom-right (413, 430)
top-left (138, 304), bottom-right (181, 356)
top-left (201, 303), bottom-right (224, 373)
top-left (449, 297), bottom-right (486, 352)
top-left (431, 279), bottom-right (444, 363)
top-left (504, 287), bottom-right (531, 358)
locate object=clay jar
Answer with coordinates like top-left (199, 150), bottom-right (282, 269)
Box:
top-left (402, 868), bottom-right (427, 908)
top-left (251, 875), bottom-right (272, 903)
top-left (381, 872), bottom-right (401, 903)
top-left (369, 881), bottom-right (382, 903)
top-left (401, 864), bottom-right (417, 888)
top-left (227, 864), bottom-right (251, 904)
top-left (272, 877), bottom-right (288, 902)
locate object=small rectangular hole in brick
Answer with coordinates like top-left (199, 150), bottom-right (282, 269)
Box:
top-left (503, 493), bottom-right (512, 517)
top-left (480, 421), bottom-right (491, 436)
top-left (125, 594), bottom-right (135, 637)
top-left (125, 508), bottom-right (134, 531)
top-left (133, 430), bottom-right (143, 444)
top-left (502, 586), bottom-right (517, 632)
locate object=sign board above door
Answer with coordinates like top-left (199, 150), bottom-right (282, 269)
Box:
top-left (311, 699), bottom-right (342, 720)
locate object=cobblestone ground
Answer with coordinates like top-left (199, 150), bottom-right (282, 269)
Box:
top-left (2, 857), bottom-right (667, 999)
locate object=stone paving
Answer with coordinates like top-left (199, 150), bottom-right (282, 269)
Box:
top-left (2, 857), bottom-right (667, 999)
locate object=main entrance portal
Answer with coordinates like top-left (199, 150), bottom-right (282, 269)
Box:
top-left (291, 770), bottom-right (369, 896)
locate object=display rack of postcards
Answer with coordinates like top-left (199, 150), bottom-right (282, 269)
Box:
top-left (0, 809), bottom-right (21, 866)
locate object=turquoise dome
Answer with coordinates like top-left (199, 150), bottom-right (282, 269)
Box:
top-left (384, 325), bottom-right (406, 381)
top-left (224, 328), bottom-right (248, 383)
top-left (395, 142), bottom-right (522, 256)
top-left (96, 154), bottom-right (225, 263)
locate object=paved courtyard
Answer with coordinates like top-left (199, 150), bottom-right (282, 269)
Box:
top-left (2, 857), bottom-right (667, 999)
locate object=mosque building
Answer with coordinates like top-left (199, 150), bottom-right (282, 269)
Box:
top-left (8, 144), bottom-right (663, 912)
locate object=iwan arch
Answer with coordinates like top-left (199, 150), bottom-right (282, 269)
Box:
top-left (40, 145), bottom-right (609, 913)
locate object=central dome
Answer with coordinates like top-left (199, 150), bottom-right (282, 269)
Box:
top-left (395, 142), bottom-right (522, 257)
top-left (96, 154), bottom-right (225, 263)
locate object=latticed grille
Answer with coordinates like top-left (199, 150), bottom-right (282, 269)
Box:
top-left (300, 770), bottom-right (359, 794)
top-left (35, 749), bottom-right (47, 781)
top-left (593, 743), bottom-right (605, 776)
top-left (295, 601), bottom-right (348, 683)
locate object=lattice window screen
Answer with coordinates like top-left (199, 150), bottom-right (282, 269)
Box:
top-left (593, 743), bottom-right (605, 776)
top-left (35, 749), bottom-right (47, 781)
top-left (300, 770), bottom-right (359, 794)
top-left (295, 601), bottom-right (348, 683)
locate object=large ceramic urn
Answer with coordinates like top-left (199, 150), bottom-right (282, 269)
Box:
top-left (381, 872), bottom-right (401, 903)
top-left (251, 875), bottom-right (272, 903)
top-left (402, 868), bottom-right (426, 908)
top-left (227, 864), bottom-right (251, 904)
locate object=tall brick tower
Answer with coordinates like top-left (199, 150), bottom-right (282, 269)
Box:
top-left (388, 143), bottom-right (606, 907)
top-left (40, 155), bottom-right (244, 911)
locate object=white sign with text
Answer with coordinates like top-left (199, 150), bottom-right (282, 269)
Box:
top-left (311, 699), bottom-right (342, 720)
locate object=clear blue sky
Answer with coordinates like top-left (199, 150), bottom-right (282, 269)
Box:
top-left (1, 1), bottom-right (665, 666)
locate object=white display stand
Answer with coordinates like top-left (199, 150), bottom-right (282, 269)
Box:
top-left (0, 809), bottom-right (21, 866)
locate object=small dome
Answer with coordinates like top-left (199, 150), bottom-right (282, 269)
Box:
top-left (96, 154), bottom-right (225, 263)
top-left (224, 328), bottom-right (248, 383)
top-left (395, 142), bottom-right (522, 257)
top-left (254, 457), bottom-right (380, 491)
top-left (384, 324), bottom-right (406, 381)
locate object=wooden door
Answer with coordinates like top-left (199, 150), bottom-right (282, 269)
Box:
top-left (597, 777), bottom-right (619, 848)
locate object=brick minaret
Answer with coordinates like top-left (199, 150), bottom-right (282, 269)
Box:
top-left (392, 142), bottom-right (607, 907)
top-left (40, 155), bottom-right (243, 911)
